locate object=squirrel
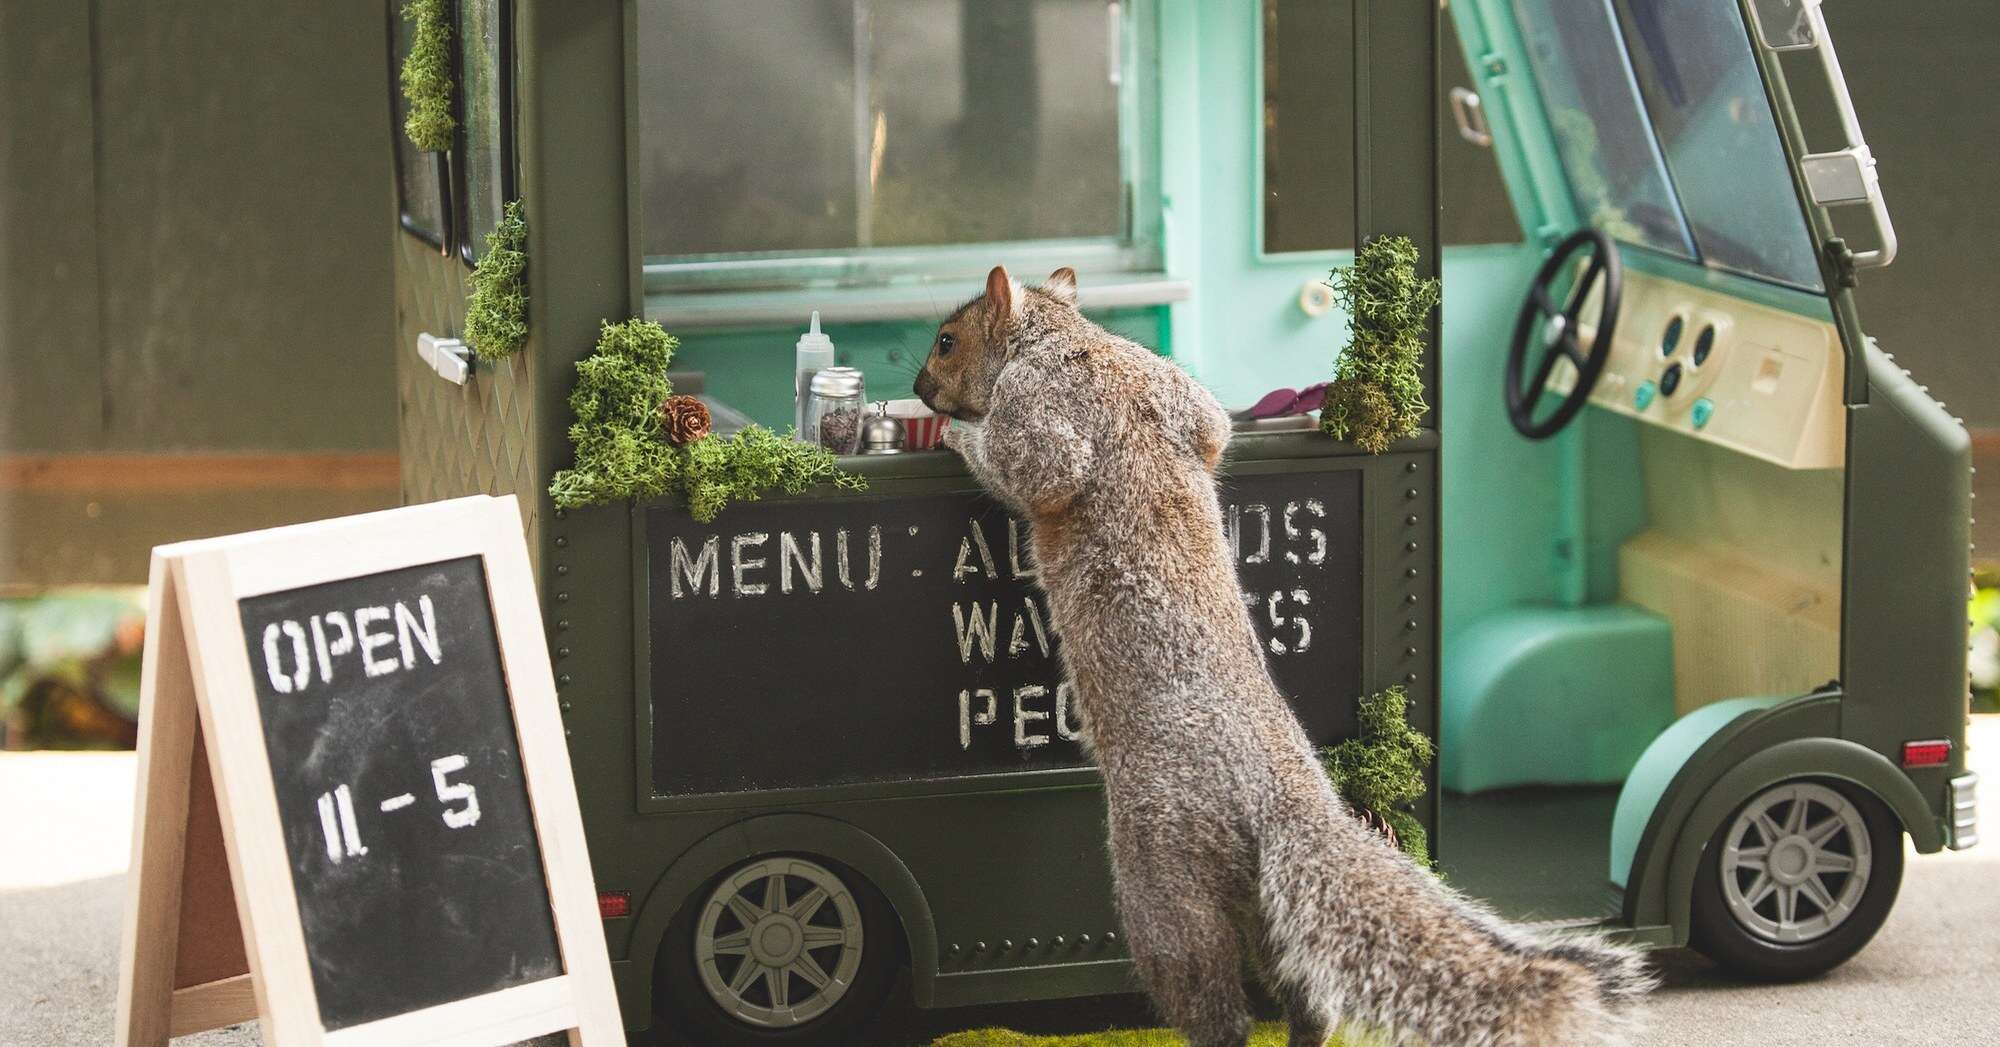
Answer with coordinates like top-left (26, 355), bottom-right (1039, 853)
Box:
top-left (914, 266), bottom-right (1653, 1047)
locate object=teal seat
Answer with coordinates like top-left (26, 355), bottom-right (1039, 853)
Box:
top-left (1441, 604), bottom-right (1675, 793)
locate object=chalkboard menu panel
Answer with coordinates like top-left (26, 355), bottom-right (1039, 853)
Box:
top-left (647, 469), bottom-right (1363, 796)
top-left (239, 555), bottom-right (561, 1031)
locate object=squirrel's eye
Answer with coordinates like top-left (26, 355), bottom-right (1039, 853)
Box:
top-left (937, 332), bottom-right (956, 357)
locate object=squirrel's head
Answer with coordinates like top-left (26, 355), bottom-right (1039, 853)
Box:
top-left (913, 264), bottom-right (1079, 420)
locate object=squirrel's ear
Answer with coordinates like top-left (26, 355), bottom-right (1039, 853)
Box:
top-left (984, 265), bottom-right (1019, 339)
top-left (1044, 267), bottom-right (1079, 307)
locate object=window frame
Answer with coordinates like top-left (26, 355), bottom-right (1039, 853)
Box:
top-left (387, 1), bottom-right (452, 251)
top-left (453, 0), bottom-right (518, 269)
top-left (636, 0), bottom-right (1164, 299)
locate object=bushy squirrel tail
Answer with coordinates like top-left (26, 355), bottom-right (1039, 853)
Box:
top-left (1258, 820), bottom-right (1655, 1046)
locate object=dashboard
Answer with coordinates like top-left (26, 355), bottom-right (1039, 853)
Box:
top-left (1549, 269), bottom-right (1845, 469)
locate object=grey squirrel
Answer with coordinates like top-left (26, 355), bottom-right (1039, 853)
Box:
top-left (914, 266), bottom-right (1653, 1047)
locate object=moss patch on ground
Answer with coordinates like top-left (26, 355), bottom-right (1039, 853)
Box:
top-left (548, 319), bottom-right (863, 521)
top-left (931, 1023), bottom-right (1302, 1047)
top-left (1320, 236), bottom-right (1440, 454)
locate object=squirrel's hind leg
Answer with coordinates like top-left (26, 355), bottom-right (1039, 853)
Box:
top-left (1274, 983), bottom-right (1334, 1047)
top-left (1117, 879), bottom-right (1253, 1047)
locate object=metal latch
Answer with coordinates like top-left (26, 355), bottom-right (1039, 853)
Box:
top-left (416, 332), bottom-right (473, 386)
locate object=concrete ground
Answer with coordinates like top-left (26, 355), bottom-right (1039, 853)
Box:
top-left (3, 722), bottom-right (1994, 1047)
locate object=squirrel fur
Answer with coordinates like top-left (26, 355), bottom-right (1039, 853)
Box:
top-left (914, 266), bottom-right (1654, 1047)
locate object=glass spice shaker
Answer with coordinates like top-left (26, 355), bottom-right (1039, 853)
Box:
top-left (805, 366), bottom-right (866, 454)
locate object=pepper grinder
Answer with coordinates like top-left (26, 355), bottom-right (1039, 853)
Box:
top-left (858, 402), bottom-right (906, 455)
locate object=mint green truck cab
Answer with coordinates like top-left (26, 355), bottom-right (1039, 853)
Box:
top-left (389, 0), bottom-right (1974, 1041)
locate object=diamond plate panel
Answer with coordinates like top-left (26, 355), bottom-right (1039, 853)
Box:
top-left (393, 236), bottom-right (543, 556)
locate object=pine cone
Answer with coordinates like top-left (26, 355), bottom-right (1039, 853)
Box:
top-left (1355, 806), bottom-right (1400, 851)
top-left (659, 394), bottom-right (712, 445)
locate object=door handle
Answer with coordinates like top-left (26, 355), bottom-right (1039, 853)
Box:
top-left (417, 332), bottom-right (473, 385)
top-left (1449, 86), bottom-right (1493, 148)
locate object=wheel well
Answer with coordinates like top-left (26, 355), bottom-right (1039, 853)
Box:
top-left (623, 814), bottom-right (938, 1028)
top-left (1664, 739), bottom-right (1934, 943)
top-left (651, 851), bottom-right (911, 980)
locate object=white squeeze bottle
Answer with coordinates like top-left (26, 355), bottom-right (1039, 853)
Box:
top-left (795, 311), bottom-right (836, 440)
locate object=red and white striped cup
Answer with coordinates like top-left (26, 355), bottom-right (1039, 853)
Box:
top-left (885, 399), bottom-right (949, 450)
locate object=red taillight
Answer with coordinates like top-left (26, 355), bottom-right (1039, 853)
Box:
top-left (1902, 740), bottom-right (1951, 767)
top-left (598, 891), bottom-right (631, 919)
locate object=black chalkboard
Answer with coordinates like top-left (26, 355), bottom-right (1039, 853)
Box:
top-left (647, 469), bottom-right (1363, 796)
top-left (238, 555), bottom-right (561, 1031)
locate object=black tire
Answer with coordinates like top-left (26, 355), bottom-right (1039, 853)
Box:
top-left (1690, 778), bottom-right (1903, 981)
top-left (655, 853), bottom-right (901, 1047)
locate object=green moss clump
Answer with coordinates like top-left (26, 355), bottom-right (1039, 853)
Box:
top-left (548, 319), bottom-right (864, 522)
top-left (1321, 686), bottom-right (1436, 865)
top-left (681, 424), bottom-right (866, 522)
top-left (400, 0), bottom-right (454, 152)
top-left (1320, 236), bottom-right (1441, 454)
top-left (466, 201), bottom-right (528, 360)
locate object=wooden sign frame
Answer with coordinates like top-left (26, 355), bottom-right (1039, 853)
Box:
top-left (115, 495), bottom-right (621, 1046)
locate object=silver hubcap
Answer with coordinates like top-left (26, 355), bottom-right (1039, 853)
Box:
top-left (1721, 782), bottom-right (1872, 944)
top-left (695, 857), bottom-right (864, 1027)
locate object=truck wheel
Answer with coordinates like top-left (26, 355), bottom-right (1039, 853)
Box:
top-left (1690, 778), bottom-right (1902, 981)
top-left (657, 854), bottom-right (899, 1046)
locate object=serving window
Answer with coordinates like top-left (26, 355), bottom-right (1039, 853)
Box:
top-left (636, 0), bottom-right (1160, 294)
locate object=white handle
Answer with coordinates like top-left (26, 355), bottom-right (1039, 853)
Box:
top-left (417, 332), bottom-right (473, 386)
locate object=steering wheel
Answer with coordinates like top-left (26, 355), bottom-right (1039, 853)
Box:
top-left (1506, 229), bottom-right (1622, 439)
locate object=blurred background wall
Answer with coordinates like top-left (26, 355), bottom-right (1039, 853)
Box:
top-left (0, 1), bottom-right (399, 588)
top-left (0, 0), bottom-right (1993, 589)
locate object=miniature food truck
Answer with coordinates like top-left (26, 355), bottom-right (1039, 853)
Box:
top-left (389, 0), bottom-right (1974, 1041)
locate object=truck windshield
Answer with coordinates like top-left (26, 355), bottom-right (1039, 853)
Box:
top-left (1513, 0), bottom-right (1824, 292)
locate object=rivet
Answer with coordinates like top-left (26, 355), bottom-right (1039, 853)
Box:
top-left (557, 619), bottom-right (571, 630)
top-left (556, 646), bottom-right (571, 658)
top-left (949, 943), bottom-right (962, 954)
top-left (975, 941), bottom-right (988, 952)
top-left (1485, 56), bottom-right (1507, 76)
top-left (555, 536), bottom-right (569, 548)
top-left (1406, 594), bottom-right (1419, 605)
top-left (1053, 935), bottom-right (1066, 947)
top-left (1406, 619), bottom-right (1418, 631)
top-left (1406, 646), bottom-right (1419, 657)
top-left (1405, 488), bottom-right (1419, 500)
top-left (1405, 461), bottom-right (1418, 473)
top-left (1027, 937), bottom-right (1040, 949)
top-left (559, 699), bottom-right (572, 712)
top-left (556, 564), bottom-right (569, 576)
top-left (1105, 931), bottom-right (1118, 943)
top-left (555, 509), bottom-right (568, 520)
top-left (1405, 567), bottom-right (1418, 579)
top-left (556, 591), bottom-right (570, 602)
top-left (1406, 515), bottom-right (1419, 527)
top-left (1079, 933), bottom-right (1093, 945)
top-left (1001, 939), bottom-right (1014, 951)
top-left (564, 726), bottom-right (572, 738)
top-left (1406, 541), bottom-right (1418, 553)
top-left (558, 673), bottom-right (572, 686)
top-left (1405, 672), bottom-right (1418, 684)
